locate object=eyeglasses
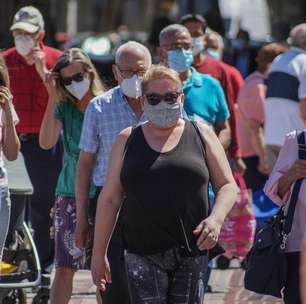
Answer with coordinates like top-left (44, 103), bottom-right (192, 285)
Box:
top-left (145, 91), bottom-right (182, 106)
top-left (117, 67), bottom-right (147, 79)
top-left (60, 72), bottom-right (85, 86)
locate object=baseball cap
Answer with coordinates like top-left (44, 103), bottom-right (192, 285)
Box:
top-left (10, 6), bottom-right (45, 33)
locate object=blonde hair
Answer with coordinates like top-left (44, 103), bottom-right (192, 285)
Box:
top-left (53, 48), bottom-right (104, 102)
top-left (141, 65), bottom-right (182, 94)
top-left (0, 56), bottom-right (9, 87)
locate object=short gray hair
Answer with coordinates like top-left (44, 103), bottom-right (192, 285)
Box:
top-left (115, 41), bottom-right (151, 65)
top-left (159, 24), bottom-right (190, 45)
top-left (290, 23), bottom-right (306, 50)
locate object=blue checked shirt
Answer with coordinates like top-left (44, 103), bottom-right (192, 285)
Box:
top-left (79, 86), bottom-right (146, 186)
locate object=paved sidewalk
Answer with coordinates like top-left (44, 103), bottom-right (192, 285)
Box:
top-left (26, 266), bottom-right (283, 303)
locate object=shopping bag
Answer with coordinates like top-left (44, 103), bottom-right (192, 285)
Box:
top-left (219, 175), bottom-right (256, 260)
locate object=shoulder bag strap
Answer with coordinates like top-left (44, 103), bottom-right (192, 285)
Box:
top-left (284, 131), bottom-right (306, 234)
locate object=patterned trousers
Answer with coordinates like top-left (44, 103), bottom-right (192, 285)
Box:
top-left (124, 248), bottom-right (208, 304)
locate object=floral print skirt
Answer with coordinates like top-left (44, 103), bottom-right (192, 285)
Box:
top-left (53, 196), bottom-right (93, 269)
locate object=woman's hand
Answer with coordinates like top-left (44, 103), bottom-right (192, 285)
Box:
top-left (288, 159), bottom-right (306, 181)
top-left (75, 217), bottom-right (93, 249)
top-left (91, 254), bottom-right (112, 292)
top-left (258, 155), bottom-right (269, 175)
top-left (0, 86), bottom-right (13, 110)
top-left (193, 216), bottom-right (223, 251)
top-left (44, 72), bottom-right (59, 99)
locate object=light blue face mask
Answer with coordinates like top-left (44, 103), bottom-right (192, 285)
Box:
top-left (167, 49), bottom-right (193, 72)
top-left (206, 48), bottom-right (222, 61)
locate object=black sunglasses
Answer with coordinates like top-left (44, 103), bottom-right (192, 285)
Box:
top-left (145, 91), bottom-right (182, 106)
top-left (61, 72), bottom-right (85, 86)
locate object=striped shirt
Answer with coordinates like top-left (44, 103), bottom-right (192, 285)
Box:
top-left (265, 47), bottom-right (306, 146)
top-left (79, 86), bottom-right (146, 186)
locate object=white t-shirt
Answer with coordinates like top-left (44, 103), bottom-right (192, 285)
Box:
top-left (265, 47), bottom-right (306, 146)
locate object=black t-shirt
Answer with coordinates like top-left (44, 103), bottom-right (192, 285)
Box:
top-left (120, 120), bottom-right (210, 255)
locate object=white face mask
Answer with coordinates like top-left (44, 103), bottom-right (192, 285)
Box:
top-left (120, 74), bottom-right (142, 98)
top-left (14, 35), bottom-right (36, 56)
top-left (192, 36), bottom-right (204, 56)
top-left (65, 78), bottom-right (90, 100)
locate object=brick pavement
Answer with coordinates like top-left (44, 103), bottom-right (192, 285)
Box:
top-left (25, 266), bottom-right (283, 304)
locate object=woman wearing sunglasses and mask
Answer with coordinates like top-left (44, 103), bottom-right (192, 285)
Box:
top-left (39, 48), bottom-right (103, 304)
top-left (91, 65), bottom-right (238, 303)
top-left (0, 56), bottom-right (20, 262)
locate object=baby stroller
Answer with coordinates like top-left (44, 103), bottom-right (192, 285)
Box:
top-left (0, 155), bottom-right (43, 303)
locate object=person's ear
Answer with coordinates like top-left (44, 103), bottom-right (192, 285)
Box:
top-left (112, 64), bottom-right (120, 84)
top-left (37, 32), bottom-right (45, 43)
top-left (180, 93), bottom-right (185, 106)
top-left (140, 96), bottom-right (145, 110)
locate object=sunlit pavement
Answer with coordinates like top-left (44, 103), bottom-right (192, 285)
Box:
top-left (26, 264), bottom-right (283, 303)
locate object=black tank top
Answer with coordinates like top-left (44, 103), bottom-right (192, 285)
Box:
top-left (120, 120), bottom-right (210, 255)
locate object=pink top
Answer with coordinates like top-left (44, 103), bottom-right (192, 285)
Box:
top-left (236, 71), bottom-right (266, 157)
top-left (264, 131), bottom-right (306, 252)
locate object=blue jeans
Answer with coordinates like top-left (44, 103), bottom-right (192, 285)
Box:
top-left (124, 249), bottom-right (208, 304)
top-left (0, 187), bottom-right (10, 260)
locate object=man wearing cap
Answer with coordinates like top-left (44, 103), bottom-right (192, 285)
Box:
top-left (2, 6), bottom-right (62, 298)
top-left (180, 14), bottom-right (245, 174)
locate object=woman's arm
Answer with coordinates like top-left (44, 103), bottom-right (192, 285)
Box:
top-left (0, 87), bottom-right (20, 161)
top-left (277, 159), bottom-right (306, 198)
top-left (193, 122), bottom-right (239, 251)
top-left (264, 132), bottom-right (306, 202)
top-left (91, 127), bottom-right (132, 290)
top-left (39, 74), bottom-right (62, 149)
top-left (215, 119), bottom-right (231, 150)
top-left (245, 119), bottom-right (268, 174)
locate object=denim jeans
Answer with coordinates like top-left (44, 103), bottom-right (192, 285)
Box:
top-left (0, 187), bottom-right (10, 260)
top-left (124, 248), bottom-right (208, 304)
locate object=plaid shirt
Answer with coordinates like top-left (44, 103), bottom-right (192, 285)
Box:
top-left (2, 44), bottom-right (62, 133)
top-left (79, 86), bottom-right (146, 186)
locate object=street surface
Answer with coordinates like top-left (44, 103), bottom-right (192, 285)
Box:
top-left (26, 263), bottom-right (283, 303)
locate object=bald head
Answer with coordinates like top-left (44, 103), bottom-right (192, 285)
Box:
top-left (159, 24), bottom-right (191, 45)
top-left (115, 41), bottom-right (151, 65)
top-left (290, 23), bottom-right (306, 50)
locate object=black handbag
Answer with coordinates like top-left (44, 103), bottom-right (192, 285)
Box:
top-left (244, 131), bottom-right (306, 298)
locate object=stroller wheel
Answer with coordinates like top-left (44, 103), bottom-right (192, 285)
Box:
top-left (216, 255), bottom-right (231, 269)
top-left (32, 287), bottom-right (49, 304)
top-left (2, 289), bottom-right (26, 304)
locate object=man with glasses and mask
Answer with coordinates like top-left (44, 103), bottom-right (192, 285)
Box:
top-left (159, 24), bottom-right (231, 150)
top-left (180, 14), bottom-right (245, 174)
top-left (75, 41), bottom-right (151, 303)
top-left (2, 6), bottom-right (62, 300)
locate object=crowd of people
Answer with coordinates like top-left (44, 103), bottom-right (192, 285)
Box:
top-left (0, 5), bottom-right (306, 304)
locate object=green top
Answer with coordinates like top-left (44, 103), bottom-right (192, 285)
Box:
top-left (54, 101), bottom-right (96, 198)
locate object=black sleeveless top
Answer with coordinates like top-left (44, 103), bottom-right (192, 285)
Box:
top-left (120, 120), bottom-right (210, 255)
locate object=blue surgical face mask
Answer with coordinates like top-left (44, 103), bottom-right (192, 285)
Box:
top-left (167, 49), bottom-right (193, 72)
top-left (206, 48), bottom-right (222, 60)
